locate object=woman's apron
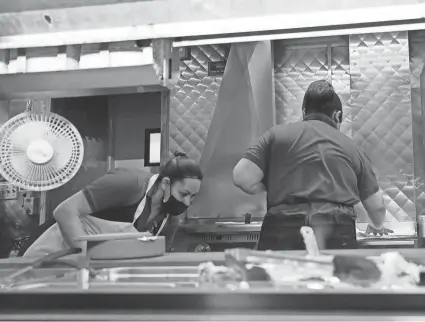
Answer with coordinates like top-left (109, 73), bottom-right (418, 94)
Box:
top-left (257, 202), bottom-right (358, 251)
top-left (24, 174), bottom-right (159, 258)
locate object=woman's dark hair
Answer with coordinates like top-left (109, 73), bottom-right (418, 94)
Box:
top-left (157, 150), bottom-right (203, 184)
top-left (302, 80), bottom-right (343, 122)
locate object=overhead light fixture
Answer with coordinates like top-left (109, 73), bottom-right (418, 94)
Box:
top-left (173, 22), bottom-right (425, 48)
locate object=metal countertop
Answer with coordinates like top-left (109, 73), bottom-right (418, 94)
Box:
top-left (1, 248), bottom-right (425, 269)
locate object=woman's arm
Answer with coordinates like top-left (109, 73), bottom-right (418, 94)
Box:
top-left (53, 192), bottom-right (92, 250)
top-left (54, 169), bottom-right (140, 249)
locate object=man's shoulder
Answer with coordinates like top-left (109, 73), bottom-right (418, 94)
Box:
top-left (273, 122), bottom-right (361, 149)
top-left (332, 131), bottom-right (362, 150)
top-left (273, 121), bottom-right (306, 130)
top-left (271, 122), bottom-right (305, 136)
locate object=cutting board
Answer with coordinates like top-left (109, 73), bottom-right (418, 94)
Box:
top-left (75, 233), bottom-right (166, 260)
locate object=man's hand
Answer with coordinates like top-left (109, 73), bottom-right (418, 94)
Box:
top-left (365, 224), bottom-right (394, 236)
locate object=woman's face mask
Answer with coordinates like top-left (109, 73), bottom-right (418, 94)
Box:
top-left (162, 178), bottom-right (202, 216)
top-left (162, 194), bottom-right (189, 217)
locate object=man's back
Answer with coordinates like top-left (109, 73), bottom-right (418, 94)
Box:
top-left (234, 80), bottom-right (387, 251)
top-left (264, 114), bottom-right (378, 207)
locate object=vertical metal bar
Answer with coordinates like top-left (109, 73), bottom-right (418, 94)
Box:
top-left (327, 44), bottom-right (332, 83)
top-left (160, 90), bottom-right (170, 166)
top-left (38, 99), bottom-right (51, 226)
top-left (271, 40), bottom-right (277, 126)
top-left (107, 103), bottom-right (115, 171)
top-left (417, 59), bottom-right (425, 244)
top-left (0, 100), bottom-right (9, 125)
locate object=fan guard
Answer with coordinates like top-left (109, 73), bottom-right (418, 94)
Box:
top-left (0, 112), bottom-right (84, 191)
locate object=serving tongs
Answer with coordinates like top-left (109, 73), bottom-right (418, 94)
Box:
top-left (225, 227), bottom-right (382, 286)
top-left (0, 248), bottom-right (100, 290)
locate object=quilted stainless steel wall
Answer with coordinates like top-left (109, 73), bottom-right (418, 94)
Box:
top-left (273, 33), bottom-right (416, 234)
top-left (169, 45), bottom-right (230, 162)
top-left (349, 32), bottom-right (415, 228)
top-left (274, 37), bottom-right (350, 127)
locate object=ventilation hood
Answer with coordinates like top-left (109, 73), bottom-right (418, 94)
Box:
top-left (187, 41), bottom-right (275, 220)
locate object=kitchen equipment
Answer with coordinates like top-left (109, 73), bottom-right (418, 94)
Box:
top-left (300, 226), bottom-right (320, 256)
top-left (0, 112), bottom-right (84, 191)
top-left (75, 232), bottom-right (166, 260)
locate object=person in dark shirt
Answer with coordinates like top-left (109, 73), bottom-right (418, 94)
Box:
top-left (233, 80), bottom-right (392, 251)
top-left (24, 151), bottom-right (202, 257)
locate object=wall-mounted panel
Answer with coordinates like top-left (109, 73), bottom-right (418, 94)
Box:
top-left (408, 31), bottom-right (425, 219)
top-left (274, 44), bottom-right (328, 125)
top-left (349, 32), bottom-right (415, 226)
top-left (331, 45), bottom-right (352, 136)
top-left (47, 96), bottom-right (109, 221)
top-left (169, 45), bottom-right (230, 162)
top-left (274, 37), bottom-right (350, 128)
top-left (109, 92), bottom-right (161, 173)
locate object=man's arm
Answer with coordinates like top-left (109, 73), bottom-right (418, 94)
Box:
top-left (54, 169), bottom-right (139, 249)
top-left (233, 159), bottom-right (266, 194)
top-left (356, 149), bottom-right (387, 231)
top-left (361, 190), bottom-right (386, 230)
top-left (233, 129), bottom-right (273, 195)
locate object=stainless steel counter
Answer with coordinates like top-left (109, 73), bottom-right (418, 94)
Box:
top-left (2, 248), bottom-right (425, 268)
top-left (1, 311), bottom-right (425, 321)
top-left (173, 221), bottom-right (417, 252)
top-left (1, 250), bottom-right (425, 320)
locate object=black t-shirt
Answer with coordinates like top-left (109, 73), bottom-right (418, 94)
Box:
top-left (81, 168), bottom-right (178, 245)
top-left (81, 167), bottom-right (157, 230)
top-left (243, 113), bottom-right (380, 208)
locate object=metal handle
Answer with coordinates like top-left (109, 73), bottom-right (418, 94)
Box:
top-left (224, 248), bottom-right (332, 266)
top-left (300, 226), bottom-right (320, 257)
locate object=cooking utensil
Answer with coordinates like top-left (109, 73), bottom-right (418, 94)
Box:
top-left (300, 226), bottom-right (320, 256)
top-left (74, 232), bottom-right (152, 242)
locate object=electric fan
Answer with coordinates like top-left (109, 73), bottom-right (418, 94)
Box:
top-left (0, 112), bottom-right (84, 191)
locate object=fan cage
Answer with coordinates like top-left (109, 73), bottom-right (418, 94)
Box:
top-left (0, 112), bottom-right (84, 191)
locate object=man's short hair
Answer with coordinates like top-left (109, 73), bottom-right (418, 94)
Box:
top-left (302, 80), bottom-right (342, 121)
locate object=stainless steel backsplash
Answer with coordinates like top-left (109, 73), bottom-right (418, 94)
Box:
top-left (169, 33), bottom-right (425, 233)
